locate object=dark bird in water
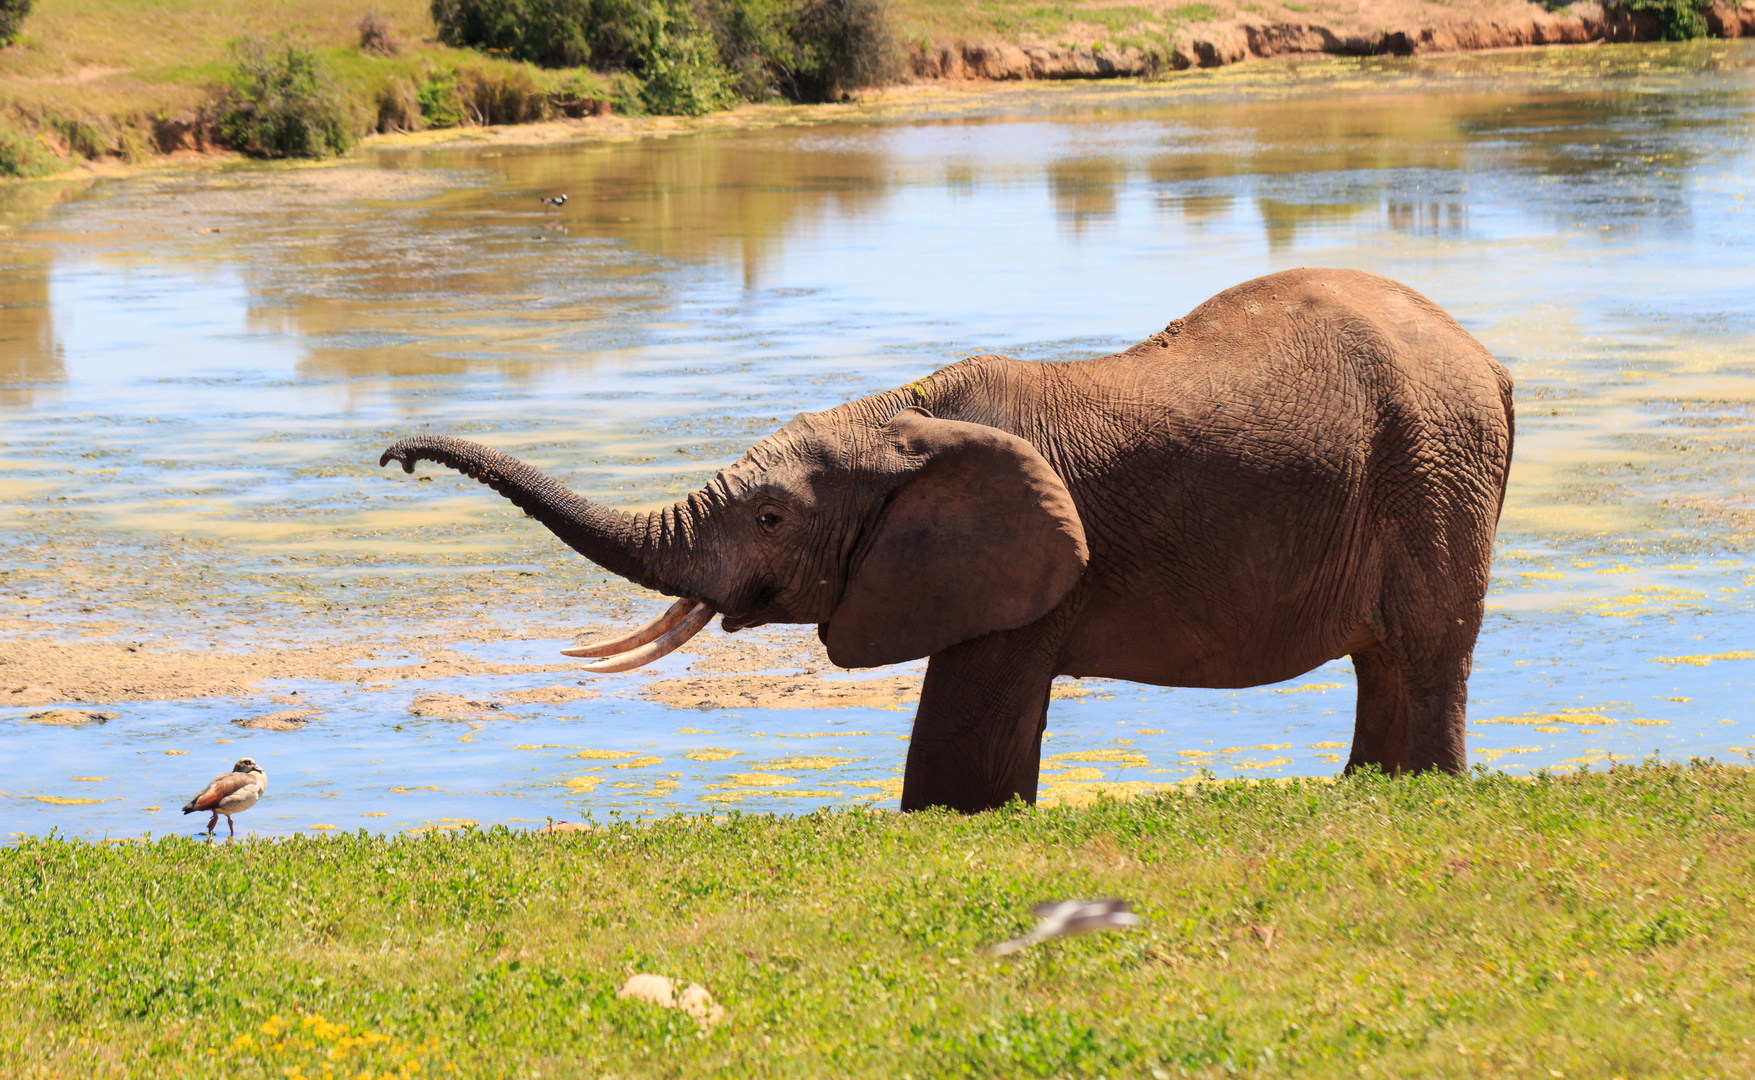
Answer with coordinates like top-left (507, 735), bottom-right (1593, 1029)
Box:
top-left (989, 899), bottom-right (1141, 955)
top-left (181, 758), bottom-right (267, 837)
top-left (541, 194), bottom-right (568, 208)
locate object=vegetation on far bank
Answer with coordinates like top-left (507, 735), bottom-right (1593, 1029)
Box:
top-left (0, 0), bottom-right (902, 177)
top-left (2, 763), bottom-right (1752, 1077)
top-left (3, 0), bottom-right (1741, 178)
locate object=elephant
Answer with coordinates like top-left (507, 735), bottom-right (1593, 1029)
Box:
top-left (381, 268), bottom-right (1514, 813)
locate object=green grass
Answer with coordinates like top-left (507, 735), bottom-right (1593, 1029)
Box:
top-left (4, 763), bottom-right (1753, 1077)
top-left (888, 0), bottom-right (1237, 53)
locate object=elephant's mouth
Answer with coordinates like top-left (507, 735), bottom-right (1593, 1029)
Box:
top-left (716, 583), bottom-right (788, 634)
top-left (561, 598), bottom-right (716, 673)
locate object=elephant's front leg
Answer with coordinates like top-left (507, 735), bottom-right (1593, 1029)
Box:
top-left (900, 627), bottom-right (1060, 813)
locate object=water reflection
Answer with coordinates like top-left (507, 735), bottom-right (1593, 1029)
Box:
top-left (1386, 201), bottom-right (1468, 236)
top-left (1047, 157), bottom-right (1128, 226)
top-left (0, 247), bottom-right (59, 389)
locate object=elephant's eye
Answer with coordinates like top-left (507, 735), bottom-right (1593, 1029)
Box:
top-left (756, 509), bottom-right (782, 533)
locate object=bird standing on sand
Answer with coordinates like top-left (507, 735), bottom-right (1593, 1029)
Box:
top-left (540, 194), bottom-right (568, 208)
top-left (181, 758), bottom-right (267, 837)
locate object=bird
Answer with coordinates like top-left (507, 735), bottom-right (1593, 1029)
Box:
top-left (181, 758), bottom-right (267, 838)
top-left (989, 899), bottom-right (1141, 955)
top-left (540, 194), bottom-right (568, 209)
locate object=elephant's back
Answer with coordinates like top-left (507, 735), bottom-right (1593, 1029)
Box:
top-left (1119, 268), bottom-right (1510, 479)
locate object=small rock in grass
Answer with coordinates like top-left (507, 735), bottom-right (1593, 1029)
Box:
top-left (28, 709), bottom-right (118, 726)
top-left (233, 709), bottom-right (318, 731)
top-left (617, 974), bottom-right (725, 1026)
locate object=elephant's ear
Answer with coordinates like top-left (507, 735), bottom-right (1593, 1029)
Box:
top-left (824, 408), bottom-right (1088, 668)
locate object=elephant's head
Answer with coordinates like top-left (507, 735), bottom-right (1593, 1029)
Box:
top-left (380, 392), bottom-right (1088, 672)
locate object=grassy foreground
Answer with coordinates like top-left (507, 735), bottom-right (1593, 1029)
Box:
top-left (3, 765), bottom-right (1753, 1078)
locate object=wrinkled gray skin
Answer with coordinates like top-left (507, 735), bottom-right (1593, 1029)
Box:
top-left (382, 269), bottom-right (1514, 813)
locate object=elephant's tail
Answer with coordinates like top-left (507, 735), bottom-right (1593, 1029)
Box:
top-left (1491, 359), bottom-right (1515, 524)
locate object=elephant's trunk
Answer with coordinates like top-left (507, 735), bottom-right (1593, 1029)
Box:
top-left (380, 435), bottom-right (715, 668)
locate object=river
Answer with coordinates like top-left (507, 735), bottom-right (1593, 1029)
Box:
top-left (3, 40), bottom-right (1753, 838)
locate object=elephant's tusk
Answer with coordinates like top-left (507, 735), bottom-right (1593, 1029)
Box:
top-left (572, 602), bottom-right (716, 673)
top-left (561, 597), bottom-right (700, 658)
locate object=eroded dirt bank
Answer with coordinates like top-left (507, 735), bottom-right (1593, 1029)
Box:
top-left (912, 0), bottom-right (1755, 78)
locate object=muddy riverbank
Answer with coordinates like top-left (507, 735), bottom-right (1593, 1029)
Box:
top-left (913, 0), bottom-right (1755, 78)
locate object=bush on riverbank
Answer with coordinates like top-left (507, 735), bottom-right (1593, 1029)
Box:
top-left (1616, 0), bottom-right (1712, 39)
top-left (431, 0), bottom-right (896, 112)
top-left (709, 0), bottom-right (900, 102)
top-left (0, 125), bottom-right (53, 178)
top-left (218, 36), bottom-right (359, 159)
top-left (3, 763), bottom-right (1752, 1077)
top-left (0, 0), bottom-right (27, 48)
top-left (430, 0), bottom-right (733, 114)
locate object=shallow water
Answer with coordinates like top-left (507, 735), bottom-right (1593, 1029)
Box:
top-left (4, 41), bottom-right (1755, 838)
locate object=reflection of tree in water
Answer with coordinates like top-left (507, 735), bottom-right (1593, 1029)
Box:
top-left (1145, 93), bottom-right (1479, 250)
top-left (1047, 158), bottom-right (1127, 228)
top-left (1143, 75), bottom-right (1745, 249)
top-left (1253, 199), bottom-right (1372, 251)
top-left (228, 129), bottom-right (897, 380)
top-left (0, 248), bottom-right (63, 393)
top-left (1456, 90), bottom-right (1732, 230)
top-left (1386, 201), bottom-right (1468, 236)
top-left (0, 184), bottom-right (84, 399)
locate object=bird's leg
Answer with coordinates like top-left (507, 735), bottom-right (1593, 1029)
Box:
top-left (206, 811), bottom-right (218, 835)
top-left (227, 815), bottom-right (235, 838)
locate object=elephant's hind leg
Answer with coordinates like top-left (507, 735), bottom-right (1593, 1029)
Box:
top-left (1347, 611), bottom-right (1474, 776)
top-left (1402, 635), bottom-right (1472, 775)
top-left (1347, 644), bottom-right (1410, 774)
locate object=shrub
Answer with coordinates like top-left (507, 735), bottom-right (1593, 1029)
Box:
top-left (0, 0), bottom-right (29, 47)
top-left (458, 64), bottom-right (550, 124)
top-left (217, 36), bottom-right (358, 158)
top-left (51, 116), bottom-right (111, 159)
top-left (416, 68), bottom-right (466, 127)
top-left (114, 124), bottom-right (149, 163)
top-left (431, 0), bottom-right (734, 114)
top-left (788, 0), bottom-right (897, 101)
top-left (1618, 0), bottom-right (1709, 39)
top-left (0, 126), bottom-right (56, 178)
top-left (612, 0), bottom-right (734, 115)
top-left (705, 0), bottom-right (896, 102)
top-left (431, 0), bottom-right (895, 113)
top-left (707, 0), bottom-right (799, 99)
top-left (430, 0), bottom-right (591, 68)
top-left (358, 11), bottom-right (401, 55)
top-left (375, 76), bottom-right (423, 132)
